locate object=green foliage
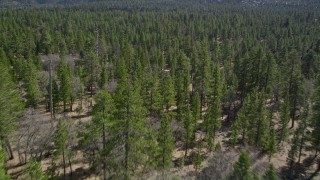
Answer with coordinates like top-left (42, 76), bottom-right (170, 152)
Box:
top-left (233, 151), bottom-right (251, 180)
top-left (231, 92), bottom-right (268, 147)
top-left (0, 3), bottom-right (320, 179)
top-left (183, 104), bottom-right (194, 157)
top-left (145, 74), bottom-right (162, 116)
top-left (158, 113), bottom-right (174, 170)
top-left (92, 90), bottom-right (114, 128)
top-left (204, 64), bottom-right (222, 150)
top-left (24, 59), bottom-right (42, 108)
top-left (266, 128), bottom-right (277, 160)
top-left (24, 159), bottom-right (48, 180)
top-left (162, 74), bottom-right (175, 110)
top-left (54, 119), bottom-right (69, 160)
top-left (57, 58), bottom-right (72, 111)
top-left (193, 152), bottom-right (202, 173)
top-left (285, 50), bottom-right (304, 128)
top-left (279, 94), bottom-right (290, 143)
top-left (311, 76), bottom-right (320, 154)
top-left (0, 142), bottom-right (10, 180)
top-left (0, 63), bottom-right (23, 140)
top-left (39, 30), bottom-right (52, 55)
top-left (192, 92), bottom-right (201, 123)
top-left (113, 80), bottom-right (158, 177)
top-left (264, 164), bottom-right (276, 180)
top-left (53, 118), bottom-right (72, 178)
top-left (82, 90), bottom-right (115, 178)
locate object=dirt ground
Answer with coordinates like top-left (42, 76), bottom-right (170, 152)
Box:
top-left (5, 97), bottom-right (320, 180)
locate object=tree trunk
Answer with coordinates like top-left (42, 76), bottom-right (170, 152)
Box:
top-left (184, 139), bottom-right (188, 158)
top-left (298, 135), bottom-right (305, 163)
top-left (70, 97), bottom-right (73, 112)
top-left (4, 139), bottom-right (13, 160)
top-left (63, 101), bottom-right (66, 112)
top-left (242, 130), bottom-right (246, 143)
top-left (289, 159), bottom-right (294, 178)
top-left (125, 86), bottom-right (130, 176)
top-left (102, 123), bottom-right (107, 180)
top-left (291, 106), bottom-right (296, 129)
top-left (49, 58), bottom-right (54, 123)
top-left (63, 149), bottom-right (66, 179)
top-left (68, 156), bottom-right (73, 177)
top-left (200, 93), bottom-right (203, 119)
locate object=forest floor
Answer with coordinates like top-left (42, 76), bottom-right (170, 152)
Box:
top-left (5, 96), bottom-right (320, 179)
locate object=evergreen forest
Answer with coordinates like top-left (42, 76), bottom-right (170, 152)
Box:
top-left (1, 0), bottom-right (320, 179)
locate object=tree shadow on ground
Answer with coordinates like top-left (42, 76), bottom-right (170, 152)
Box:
top-left (195, 150), bottom-right (238, 180)
top-left (54, 167), bottom-right (93, 180)
top-left (279, 155), bottom-right (319, 179)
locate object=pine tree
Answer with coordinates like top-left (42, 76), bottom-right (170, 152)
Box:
top-left (24, 59), bottom-right (42, 108)
top-left (114, 80), bottom-right (157, 178)
top-left (194, 41), bottom-right (211, 117)
top-left (0, 141), bottom-right (10, 180)
top-left (57, 58), bottom-right (72, 112)
top-left (192, 92), bottom-right (201, 124)
top-left (98, 65), bottom-right (108, 89)
top-left (24, 159), bottom-right (48, 180)
top-left (261, 52), bottom-right (276, 94)
top-left (90, 90), bottom-right (115, 179)
top-left (161, 74), bottom-right (175, 111)
top-left (54, 119), bottom-right (72, 179)
top-left (145, 74), bottom-right (162, 116)
top-left (52, 79), bottom-right (60, 115)
top-left (286, 106), bottom-right (309, 178)
top-left (287, 130), bottom-right (300, 178)
top-left (286, 50), bottom-right (304, 128)
top-left (280, 93), bottom-right (290, 143)
top-left (231, 95), bottom-right (254, 145)
top-left (158, 113), bottom-right (174, 170)
top-left (39, 29), bottom-right (52, 55)
top-left (191, 91), bottom-right (201, 141)
top-left (234, 151), bottom-right (251, 180)
top-left (183, 104), bottom-right (194, 158)
top-left (264, 164), bottom-right (277, 180)
top-left (311, 76), bottom-right (320, 156)
top-left (0, 62), bottom-right (23, 160)
top-left (193, 152), bottom-right (202, 173)
top-left (231, 91), bottom-right (268, 148)
top-left (85, 50), bottom-right (101, 106)
top-left (266, 128), bottom-right (277, 160)
top-left (175, 73), bottom-right (189, 122)
top-left (296, 106), bottom-right (309, 163)
top-left (248, 94), bottom-right (268, 147)
top-left (204, 64), bottom-right (222, 151)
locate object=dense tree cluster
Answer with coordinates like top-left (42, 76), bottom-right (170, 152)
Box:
top-left (0, 1), bottom-right (320, 179)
